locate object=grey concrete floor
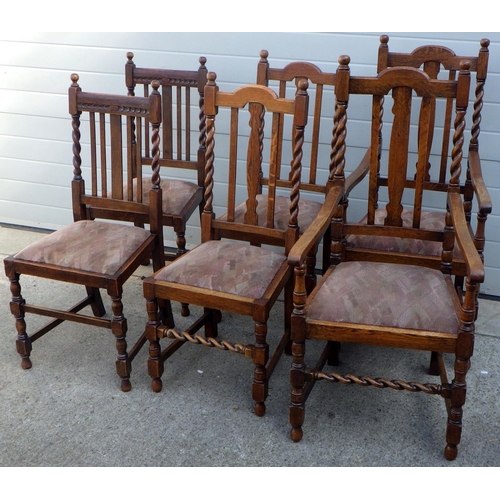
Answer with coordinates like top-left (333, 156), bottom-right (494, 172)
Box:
top-left (0, 224), bottom-right (499, 467)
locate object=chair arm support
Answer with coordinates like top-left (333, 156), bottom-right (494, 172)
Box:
top-left (448, 192), bottom-right (485, 285)
top-left (288, 185), bottom-right (344, 267)
top-left (345, 148), bottom-right (370, 196)
top-left (469, 150), bottom-right (492, 214)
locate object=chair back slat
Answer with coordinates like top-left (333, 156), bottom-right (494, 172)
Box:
top-left (89, 112), bottom-right (98, 197)
top-left (226, 107), bottom-right (239, 222)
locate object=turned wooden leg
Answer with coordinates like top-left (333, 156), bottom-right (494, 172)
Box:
top-left (290, 263), bottom-right (307, 441)
top-left (252, 321), bottom-right (269, 417)
top-left (110, 295), bottom-right (131, 392)
top-left (445, 278), bottom-right (475, 461)
top-left (284, 279), bottom-right (293, 355)
top-left (174, 231), bottom-right (191, 317)
top-left (9, 274), bottom-right (32, 369)
top-left (146, 295), bottom-right (163, 393)
top-left (289, 335), bottom-right (306, 442)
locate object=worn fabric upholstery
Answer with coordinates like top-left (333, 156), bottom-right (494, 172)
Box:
top-left (14, 220), bottom-right (151, 275)
top-left (133, 178), bottom-right (201, 216)
top-left (307, 261), bottom-right (460, 334)
top-left (154, 240), bottom-right (287, 299)
top-left (219, 194), bottom-right (322, 233)
top-left (347, 208), bottom-right (462, 257)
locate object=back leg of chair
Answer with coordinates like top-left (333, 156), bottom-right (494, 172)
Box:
top-left (327, 341), bottom-right (341, 366)
top-left (252, 320), bottom-right (269, 417)
top-left (158, 298), bottom-right (175, 328)
top-left (203, 307), bottom-right (219, 338)
top-left (85, 286), bottom-right (106, 317)
top-left (8, 273), bottom-right (32, 370)
top-left (173, 224), bottom-right (192, 318)
top-left (134, 221), bottom-right (151, 266)
top-left (428, 351), bottom-right (440, 375)
top-left (445, 375), bottom-right (467, 461)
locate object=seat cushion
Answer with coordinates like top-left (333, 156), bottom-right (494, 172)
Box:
top-left (307, 261), bottom-right (460, 334)
top-left (134, 178), bottom-right (201, 216)
top-left (347, 208), bottom-right (461, 257)
top-left (154, 240), bottom-right (287, 299)
top-left (219, 194), bottom-right (322, 234)
top-left (14, 220), bottom-right (151, 275)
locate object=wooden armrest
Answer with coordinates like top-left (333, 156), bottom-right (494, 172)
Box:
top-left (469, 150), bottom-right (492, 214)
top-left (288, 185), bottom-right (344, 267)
top-left (345, 148), bottom-right (370, 196)
top-left (448, 192), bottom-right (484, 284)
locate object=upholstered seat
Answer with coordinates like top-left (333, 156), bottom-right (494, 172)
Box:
top-left (347, 208), bottom-right (462, 258)
top-left (220, 194), bottom-right (322, 234)
top-left (307, 261), bottom-right (460, 334)
top-left (14, 220), bottom-right (151, 276)
top-left (135, 178), bottom-right (202, 217)
top-left (155, 240), bottom-right (287, 299)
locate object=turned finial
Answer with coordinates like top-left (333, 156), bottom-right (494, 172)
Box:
top-left (199, 56), bottom-right (207, 68)
top-left (259, 49), bottom-right (269, 62)
top-left (70, 73), bottom-right (80, 87)
top-left (380, 34), bottom-right (389, 45)
top-left (460, 60), bottom-right (471, 72)
top-left (338, 55), bottom-right (350, 67)
top-left (126, 52), bottom-right (134, 63)
top-left (151, 79), bottom-right (160, 92)
top-left (207, 71), bottom-right (217, 86)
top-left (296, 77), bottom-right (309, 93)
top-left (480, 38), bottom-right (490, 49)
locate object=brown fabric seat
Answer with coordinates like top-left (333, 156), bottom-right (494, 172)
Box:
top-left (220, 194), bottom-right (322, 234)
top-left (347, 208), bottom-right (462, 258)
top-left (307, 261), bottom-right (460, 334)
top-left (155, 240), bottom-right (286, 300)
top-left (136, 178), bottom-right (201, 216)
top-left (14, 220), bottom-right (151, 276)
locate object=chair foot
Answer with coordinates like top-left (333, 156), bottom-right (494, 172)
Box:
top-left (291, 426), bottom-right (303, 442)
top-left (181, 303), bottom-right (190, 317)
top-left (20, 356), bottom-right (32, 370)
top-left (120, 378), bottom-right (132, 392)
top-left (444, 444), bottom-right (458, 461)
top-left (254, 401), bottom-right (266, 417)
top-left (151, 378), bottom-right (163, 393)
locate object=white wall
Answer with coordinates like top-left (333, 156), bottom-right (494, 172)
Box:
top-left (0, 32), bottom-right (499, 295)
